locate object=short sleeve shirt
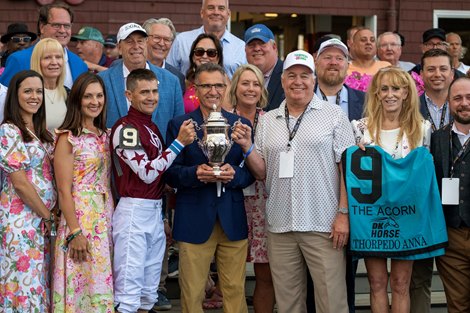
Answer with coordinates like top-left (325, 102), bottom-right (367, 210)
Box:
top-left (255, 95), bottom-right (355, 233)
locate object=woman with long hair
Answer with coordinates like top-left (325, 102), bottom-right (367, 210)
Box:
top-left (31, 38), bottom-right (68, 130)
top-left (52, 72), bottom-right (114, 312)
top-left (228, 64), bottom-right (275, 313)
top-left (351, 67), bottom-right (432, 313)
top-left (0, 70), bottom-right (56, 312)
top-left (184, 33), bottom-right (224, 113)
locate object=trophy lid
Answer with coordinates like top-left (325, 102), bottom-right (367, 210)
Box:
top-left (206, 104), bottom-right (229, 126)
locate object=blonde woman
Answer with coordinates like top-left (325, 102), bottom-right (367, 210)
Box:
top-left (229, 64), bottom-right (274, 313)
top-left (31, 38), bottom-right (67, 130)
top-left (351, 67), bottom-right (432, 313)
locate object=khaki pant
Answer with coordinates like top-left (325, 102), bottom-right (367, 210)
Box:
top-left (267, 231), bottom-right (348, 313)
top-left (178, 221), bottom-right (248, 313)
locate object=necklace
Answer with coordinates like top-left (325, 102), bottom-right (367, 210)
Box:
top-left (45, 88), bottom-right (57, 105)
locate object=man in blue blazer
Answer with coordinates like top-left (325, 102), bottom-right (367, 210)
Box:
top-left (166, 63), bottom-right (254, 313)
top-left (244, 24), bottom-right (285, 112)
top-left (0, 2), bottom-right (87, 88)
top-left (99, 23), bottom-right (184, 138)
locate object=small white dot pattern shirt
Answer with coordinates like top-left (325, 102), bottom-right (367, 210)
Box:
top-left (255, 95), bottom-right (355, 233)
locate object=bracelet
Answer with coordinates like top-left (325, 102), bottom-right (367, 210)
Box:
top-left (243, 144), bottom-right (254, 159)
top-left (66, 229), bottom-right (82, 244)
top-left (68, 227), bottom-right (81, 236)
top-left (42, 211), bottom-right (54, 223)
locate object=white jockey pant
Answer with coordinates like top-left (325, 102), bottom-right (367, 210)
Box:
top-left (113, 197), bottom-right (165, 313)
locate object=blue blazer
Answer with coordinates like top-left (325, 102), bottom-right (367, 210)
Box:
top-left (265, 59), bottom-right (285, 112)
top-left (345, 85), bottom-right (365, 121)
top-left (99, 60), bottom-right (184, 138)
top-left (166, 108), bottom-right (255, 244)
top-left (0, 44), bottom-right (87, 86)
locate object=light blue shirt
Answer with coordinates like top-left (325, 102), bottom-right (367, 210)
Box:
top-left (424, 93), bottom-right (450, 130)
top-left (315, 85), bottom-right (349, 118)
top-left (166, 26), bottom-right (246, 78)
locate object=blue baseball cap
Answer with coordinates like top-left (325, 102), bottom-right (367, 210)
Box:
top-left (244, 24), bottom-right (274, 44)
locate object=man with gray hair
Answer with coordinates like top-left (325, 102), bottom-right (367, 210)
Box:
top-left (166, 0), bottom-right (246, 78)
top-left (143, 18), bottom-right (185, 93)
top-left (446, 32), bottom-right (469, 75)
top-left (377, 31), bottom-right (415, 71)
top-left (72, 26), bottom-right (114, 73)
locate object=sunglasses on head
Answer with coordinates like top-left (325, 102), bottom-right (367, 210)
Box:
top-left (11, 36), bottom-right (32, 43)
top-left (193, 47), bottom-right (218, 58)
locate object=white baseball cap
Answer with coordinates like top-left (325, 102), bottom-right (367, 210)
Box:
top-left (316, 38), bottom-right (349, 57)
top-left (283, 50), bottom-right (315, 73)
top-left (117, 23), bottom-right (147, 42)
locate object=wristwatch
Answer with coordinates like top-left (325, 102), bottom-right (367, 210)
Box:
top-left (337, 207), bottom-right (349, 214)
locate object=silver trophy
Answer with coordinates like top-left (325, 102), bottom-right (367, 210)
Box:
top-left (195, 104), bottom-right (238, 197)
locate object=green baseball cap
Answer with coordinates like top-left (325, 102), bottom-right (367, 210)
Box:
top-left (71, 26), bottom-right (105, 45)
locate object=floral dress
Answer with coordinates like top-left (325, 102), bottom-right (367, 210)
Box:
top-left (52, 129), bottom-right (114, 313)
top-left (0, 123), bottom-right (57, 313)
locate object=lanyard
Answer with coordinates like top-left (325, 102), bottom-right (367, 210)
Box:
top-left (319, 87), bottom-right (341, 106)
top-left (284, 104), bottom-right (308, 148)
top-left (425, 100), bottom-right (447, 131)
top-left (252, 109), bottom-right (260, 135)
top-left (449, 123), bottom-right (470, 177)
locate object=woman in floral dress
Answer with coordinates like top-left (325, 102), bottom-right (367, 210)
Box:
top-left (0, 70), bottom-right (57, 312)
top-left (229, 64), bottom-right (274, 313)
top-left (52, 72), bottom-right (114, 312)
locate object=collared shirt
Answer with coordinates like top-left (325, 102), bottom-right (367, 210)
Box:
top-left (255, 95), bottom-right (355, 233)
top-left (315, 85), bottom-right (349, 118)
top-left (166, 26), bottom-right (247, 78)
top-left (452, 123), bottom-right (470, 146)
top-left (263, 65), bottom-right (275, 88)
top-left (64, 48), bottom-right (73, 89)
top-left (122, 62), bottom-right (151, 108)
top-left (424, 93), bottom-right (450, 129)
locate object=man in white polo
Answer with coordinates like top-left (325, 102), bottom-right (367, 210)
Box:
top-left (233, 50), bottom-right (353, 313)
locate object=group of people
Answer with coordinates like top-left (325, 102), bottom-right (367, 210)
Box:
top-left (0, 1), bottom-right (469, 313)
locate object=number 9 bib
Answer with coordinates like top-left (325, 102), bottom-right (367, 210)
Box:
top-left (119, 125), bottom-right (143, 150)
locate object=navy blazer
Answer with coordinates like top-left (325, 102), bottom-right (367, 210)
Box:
top-left (0, 44), bottom-right (88, 87)
top-left (419, 93), bottom-right (453, 126)
top-left (99, 60), bottom-right (184, 138)
top-left (314, 84), bottom-right (365, 121)
top-left (265, 59), bottom-right (285, 112)
top-left (165, 62), bottom-right (186, 94)
top-left (166, 108), bottom-right (255, 244)
top-left (345, 85), bottom-right (365, 121)
top-left (419, 94), bottom-right (427, 117)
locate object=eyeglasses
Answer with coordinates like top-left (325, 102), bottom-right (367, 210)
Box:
top-left (47, 23), bottom-right (72, 30)
top-left (378, 43), bottom-right (400, 49)
top-left (195, 83), bottom-right (226, 92)
top-left (193, 48), bottom-right (218, 58)
top-left (423, 42), bottom-right (449, 49)
top-left (149, 35), bottom-right (173, 45)
top-left (11, 36), bottom-right (32, 43)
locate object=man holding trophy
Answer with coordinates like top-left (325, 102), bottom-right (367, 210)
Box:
top-left (166, 63), bottom-right (255, 313)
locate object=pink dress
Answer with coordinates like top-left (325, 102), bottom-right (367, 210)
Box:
top-left (235, 108), bottom-right (269, 263)
top-left (52, 129), bottom-right (114, 312)
top-left (0, 124), bottom-right (56, 312)
top-left (183, 84), bottom-right (200, 113)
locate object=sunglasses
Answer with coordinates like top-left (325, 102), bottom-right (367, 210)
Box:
top-left (11, 36), bottom-right (32, 43)
top-left (193, 47), bottom-right (218, 58)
